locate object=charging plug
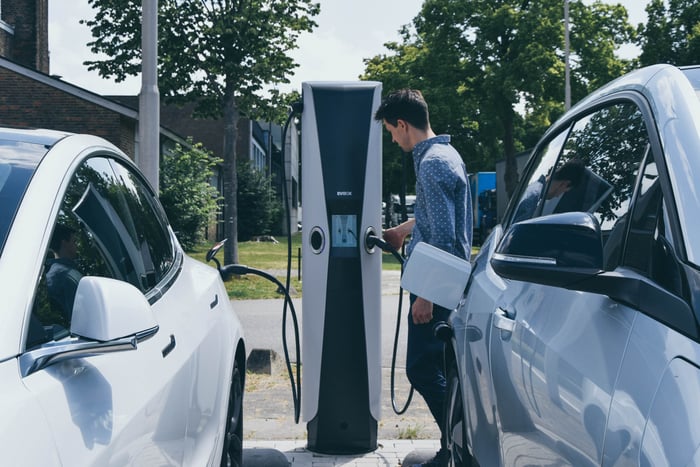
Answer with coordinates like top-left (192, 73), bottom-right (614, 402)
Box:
top-left (365, 232), bottom-right (405, 265)
top-left (220, 264), bottom-right (251, 281)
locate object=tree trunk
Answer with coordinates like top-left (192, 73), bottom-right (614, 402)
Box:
top-left (223, 88), bottom-right (240, 265)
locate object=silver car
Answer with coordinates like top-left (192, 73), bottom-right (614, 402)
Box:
top-left (0, 128), bottom-right (245, 466)
top-left (446, 64), bottom-right (700, 466)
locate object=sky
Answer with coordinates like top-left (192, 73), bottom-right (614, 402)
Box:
top-left (48, 0), bottom-right (648, 97)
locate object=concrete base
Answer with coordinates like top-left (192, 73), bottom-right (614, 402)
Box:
top-left (243, 447), bottom-right (289, 466)
top-left (403, 448), bottom-right (441, 466)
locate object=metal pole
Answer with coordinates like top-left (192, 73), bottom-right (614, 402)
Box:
top-left (139, 0), bottom-right (160, 192)
top-left (564, 0), bottom-right (571, 110)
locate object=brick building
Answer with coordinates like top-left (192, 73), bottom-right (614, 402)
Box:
top-left (0, 0), bottom-right (300, 237)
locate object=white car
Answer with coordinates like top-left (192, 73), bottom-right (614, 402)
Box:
top-left (0, 128), bottom-right (245, 466)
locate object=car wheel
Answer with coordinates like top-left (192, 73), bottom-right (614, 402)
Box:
top-left (446, 364), bottom-right (473, 467)
top-left (220, 359), bottom-right (243, 467)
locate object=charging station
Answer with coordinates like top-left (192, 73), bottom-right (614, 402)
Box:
top-left (301, 81), bottom-right (383, 454)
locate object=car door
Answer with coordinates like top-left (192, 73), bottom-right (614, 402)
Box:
top-left (486, 99), bottom-right (653, 464)
top-left (104, 158), bottom-right (238, 465)
top-left (603, 154), bottom-right (700, 466)
top-left (23, 152), bottom-right (192, 466)
top-left (458, 125), bottom-right (571, 465)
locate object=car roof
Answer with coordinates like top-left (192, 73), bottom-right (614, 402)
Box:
top-left (0, 127), bottom-right (71, 148)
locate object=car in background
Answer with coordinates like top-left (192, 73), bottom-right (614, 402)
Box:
top-left (388, 194), bottom-right (416, 227)
top-left (445, 64), bottom-right (700, 466)
top-left (0, 128), bottom-right (245, 466)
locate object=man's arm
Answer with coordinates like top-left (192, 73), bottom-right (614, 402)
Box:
top-left (383, 218), bottom-right (415, 251)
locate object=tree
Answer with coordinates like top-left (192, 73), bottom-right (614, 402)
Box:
top-left (82, 0), bottom-right (319, 265)
top-left (159, 140), bottom-right (221, 251)
top-left (363, 0), bottom-right (634, 199)
top-left (236, 160), bottom-right (281, 241)
top-left (638, 0), bottom-right (700, 66)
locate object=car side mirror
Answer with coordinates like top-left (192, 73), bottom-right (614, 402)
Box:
top-left (71, 276), bottom-right (159, 341)
top-left (20, 277), bottom-right (160, 377)
top-left (491, 212), bottom-right (604, 287)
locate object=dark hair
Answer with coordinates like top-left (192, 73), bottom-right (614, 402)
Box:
top-left (374, 89), bottom-right (430, 130)
top-left (553, 158), bottom-right (585, 187)
top-left (50, 224), bottom-right (75, 252)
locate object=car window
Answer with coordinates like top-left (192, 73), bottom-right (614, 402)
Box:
top-left (623, 158), bottom-right (685, 297)
top-left (509, 128), bottom-right (569, 224)
top-left (107, 159), bottom-right (175, 289)
top-left (508, 102), bottom-right (650, 270)
top-left (28, 156), bottom-right (175, 349)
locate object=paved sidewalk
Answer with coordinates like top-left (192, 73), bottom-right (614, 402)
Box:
top-left (243, 439), bottom-right (441, 466)
top-left (238, 270), bottom-right (442, 465)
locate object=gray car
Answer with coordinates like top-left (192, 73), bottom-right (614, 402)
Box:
top-left (445, 64), bottom-right (700, 466)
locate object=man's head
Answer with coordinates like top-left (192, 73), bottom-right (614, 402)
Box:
top-left (374, 89), bottom-right (431, 152)
top-left (547, 159), bottom-right (585, 199)
top-left (50, 224), bottom-right (78, 259)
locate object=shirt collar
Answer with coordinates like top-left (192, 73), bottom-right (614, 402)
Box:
top-left (412, 134), bottom-right (451, 160)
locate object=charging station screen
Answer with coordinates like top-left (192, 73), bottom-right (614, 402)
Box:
top-left (331, 214), bottom-right (357, 248)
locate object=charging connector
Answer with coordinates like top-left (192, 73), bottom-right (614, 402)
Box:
top-left (365, 232), bottom-right (405, 265)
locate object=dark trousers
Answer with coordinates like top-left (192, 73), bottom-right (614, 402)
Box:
top-left (406, 294), bottom-right (450, 449)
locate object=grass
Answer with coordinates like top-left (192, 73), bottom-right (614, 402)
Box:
top-left (188, 234), bottom-right (305, 300)
top-left (397, 423), bottom-right (424, 439)
top-left (187, 232), bottom-right (477, 300)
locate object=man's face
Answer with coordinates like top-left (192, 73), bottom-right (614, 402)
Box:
top-left (383, 119), bottom-right (412, 152)
top-left (61, 234), bottom-right (78, 259)
top-left (546, 179), bottom-right (572, 199)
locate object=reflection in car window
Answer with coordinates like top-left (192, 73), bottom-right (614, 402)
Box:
top-left (508, 102), bottom-right (651, 271)
top-left (623, 158), bottom-right (685, 297)
top-left (510, 129), bottom-right (569, 224)
top-left (108, 159), bottom-right (174, 289)
top-left (556, 103), bottom-right (648, 235)
top-left (0, 141), bottom-right (47, 256)
top-left (29, 156), bottom-right (176, 349)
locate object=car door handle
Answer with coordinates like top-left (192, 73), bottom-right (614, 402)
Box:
top-left (162, 334), bottom-right (176, 357)
top-left (493, 308), bottom-right (516, 332)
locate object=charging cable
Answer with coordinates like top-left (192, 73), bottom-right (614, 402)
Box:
top-left (206, 102), bottom-right (305, 424)
top-left (278, 102), bottom-right (304, 423)
top-left (365, 233), bottom-right (415, 415)
top-left (206, 244), bottom-right (302, 423)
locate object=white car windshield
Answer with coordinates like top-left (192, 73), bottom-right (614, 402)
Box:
top-left (0, 139), bottom-right (49, 255)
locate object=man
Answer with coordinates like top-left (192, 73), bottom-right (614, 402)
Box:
top-left (512, 158), bottom-right (585, 223)
top-left (46, 224), bottom-right (83, 322)
top-left (375, 89), bottom-right (472, 467)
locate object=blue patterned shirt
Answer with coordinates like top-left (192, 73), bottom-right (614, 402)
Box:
top-left (407, 135), bottom-right (472, 261)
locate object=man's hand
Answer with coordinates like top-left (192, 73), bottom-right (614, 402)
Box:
top-left (383, 218), bottom-right (415, 251)
top-left (411, 296), bottom-right (434, 324)
top-left (382, 227), bottom-right (405, 251)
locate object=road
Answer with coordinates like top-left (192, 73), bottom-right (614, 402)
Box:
top-left (231, 270), bottom-right (410, 368)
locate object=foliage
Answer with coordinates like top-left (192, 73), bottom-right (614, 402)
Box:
top-left (362, 0), bottom-right (635, 198)
top-left (82, 0), bottom-right (319, 265)
top-left (188, 235), bottom-right (304, 300)
top-left (236, 160), bottom-right (281, 241)
top-left (159, 140), bottom-right (221, 250)
top-left (637, 0), bottom-right (700, 66)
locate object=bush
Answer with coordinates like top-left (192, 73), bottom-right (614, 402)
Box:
top-left (160, 140), bottom-right (221, 250)
top-left (237, 160), bottom-right (281, 241)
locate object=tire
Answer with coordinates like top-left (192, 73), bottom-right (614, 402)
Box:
top-left (220, 359), bottom-right (243, 467)
top-left (445, 364), bottom-right (474, 467)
